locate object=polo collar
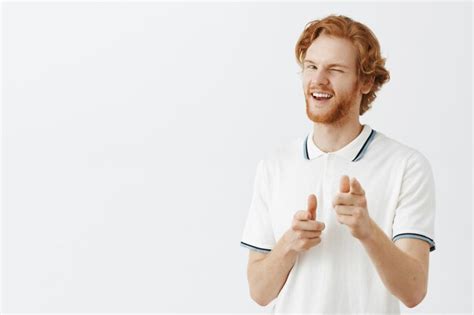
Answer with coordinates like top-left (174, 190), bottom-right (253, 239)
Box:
top-left (303, 124), bottom-right (376, 162)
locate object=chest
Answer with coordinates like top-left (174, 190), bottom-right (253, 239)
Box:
top-left (269, 157), bottom-right (404, 241)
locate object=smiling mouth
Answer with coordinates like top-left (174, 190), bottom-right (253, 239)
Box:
top-left (311, 92), bottom-right (334, 101)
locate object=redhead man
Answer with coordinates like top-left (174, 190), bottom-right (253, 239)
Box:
top-left (240, 15), bottom-right (436, 314)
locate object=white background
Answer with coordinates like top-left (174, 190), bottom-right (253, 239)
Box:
top-left (1, 1), bottom-right (472, 313)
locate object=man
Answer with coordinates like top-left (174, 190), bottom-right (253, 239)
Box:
top-left (240, 15), bottom-right (436, 314)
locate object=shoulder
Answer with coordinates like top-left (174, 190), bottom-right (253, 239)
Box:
top-left (372, 130), bottom-right (433, 172)
top-left (260, 135), bottom-right (306, 172)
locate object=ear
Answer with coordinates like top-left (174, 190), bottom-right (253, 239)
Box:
top-left (360, 77), bottom-right (374, 95)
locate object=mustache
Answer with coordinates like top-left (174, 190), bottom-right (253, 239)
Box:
top-left (306, 86), bottom-right (335, 95)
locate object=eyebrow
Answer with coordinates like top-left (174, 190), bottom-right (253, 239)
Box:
top-left (303, 59), bottom-right (350, 69)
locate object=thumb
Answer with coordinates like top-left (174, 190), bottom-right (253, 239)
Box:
top-left (307, 194), bottom-right (317, 220)
top-left (340, 175), bottom-right (350, 193)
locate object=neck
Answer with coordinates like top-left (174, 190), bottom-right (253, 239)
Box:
top-left (312, 118), bottom-right (363, 153)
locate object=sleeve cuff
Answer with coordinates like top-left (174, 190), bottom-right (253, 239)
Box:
top-left (240, 241), bottom-right (272, 253)
top-left (392, 233), bottom-right (436, 252)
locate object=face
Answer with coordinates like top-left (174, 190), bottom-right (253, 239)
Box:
top-left (302, 33), bottom-right (366, 125)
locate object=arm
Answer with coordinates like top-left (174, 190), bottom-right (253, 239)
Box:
top-left (333, 175), bottom-right (431, 308)
top-left (247, 195), bottom-right (326, 306)
top-left (246, 231), bottom-right (298, 306)
top-left (361, 219), bottom-right (430, 308)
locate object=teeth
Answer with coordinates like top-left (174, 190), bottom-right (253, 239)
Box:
top-left (312, 92), bottom-right (333, 98)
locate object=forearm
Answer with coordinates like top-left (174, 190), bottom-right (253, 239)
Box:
top-left (361, 219), bottom-right (427, 307)
top-left (248, 231), bottom-right (298, 306)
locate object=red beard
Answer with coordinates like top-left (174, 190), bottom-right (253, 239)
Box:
top-left (305, 84), bottom-right (359, 124)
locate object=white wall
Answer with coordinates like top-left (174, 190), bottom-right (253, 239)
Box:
top-left (1, 1), bottom-right (472, 313)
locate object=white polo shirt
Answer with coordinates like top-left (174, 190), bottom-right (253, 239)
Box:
top-left (240, 124), bottom-right (436, 314)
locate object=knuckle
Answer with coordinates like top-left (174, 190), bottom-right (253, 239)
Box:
top-left (291, 221), bottom-right (298, 230)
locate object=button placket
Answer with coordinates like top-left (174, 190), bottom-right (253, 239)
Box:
top-left (323, 154), bottom-right (335, 221)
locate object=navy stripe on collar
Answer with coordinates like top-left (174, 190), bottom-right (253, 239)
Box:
top-left (303, 129), bottom-right (377, 162)
top-left (303, 134), bottom-right (310, 160)
top-left (352, 129), bottom-right (376, 162)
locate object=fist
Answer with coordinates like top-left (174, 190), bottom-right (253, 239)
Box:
top-left (284, 194), bottom-right (326, 253)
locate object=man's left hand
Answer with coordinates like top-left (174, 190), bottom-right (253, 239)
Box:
top-left (332, 175), bottom-right (374, 241)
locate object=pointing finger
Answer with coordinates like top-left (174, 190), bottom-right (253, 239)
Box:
top-left (350, 177), bottom-right (365, 196)
top-left (339, 175), bottom-right (350, 193)
top-left (307, 194), bottom-right (317, 220)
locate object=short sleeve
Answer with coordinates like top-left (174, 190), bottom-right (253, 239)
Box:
top-left (240, 159), bottom-right (276, 253)
top-left (392, 151), bottom-right (436, 252)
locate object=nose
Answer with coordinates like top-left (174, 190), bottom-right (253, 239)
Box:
top-left (310, 69), bottom-right (330, 86)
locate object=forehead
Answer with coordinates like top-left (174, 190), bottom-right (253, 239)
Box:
top-left (304, 34), bottom-right (357, 68)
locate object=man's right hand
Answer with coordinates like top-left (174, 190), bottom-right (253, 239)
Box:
top-left (284, 194), bottom-right (326, 253)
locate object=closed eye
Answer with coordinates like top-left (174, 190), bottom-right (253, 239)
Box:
top-left (305, 65), bottom-right (343, 72)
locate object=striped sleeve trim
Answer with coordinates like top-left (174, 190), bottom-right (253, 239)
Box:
top-left (240, 241), bottom-right (272, 253)
top-left (392, 233), bottom-right (436, 252)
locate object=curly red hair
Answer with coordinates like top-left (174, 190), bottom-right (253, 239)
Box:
top-left (295, 15), bottom-right (390, 115)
